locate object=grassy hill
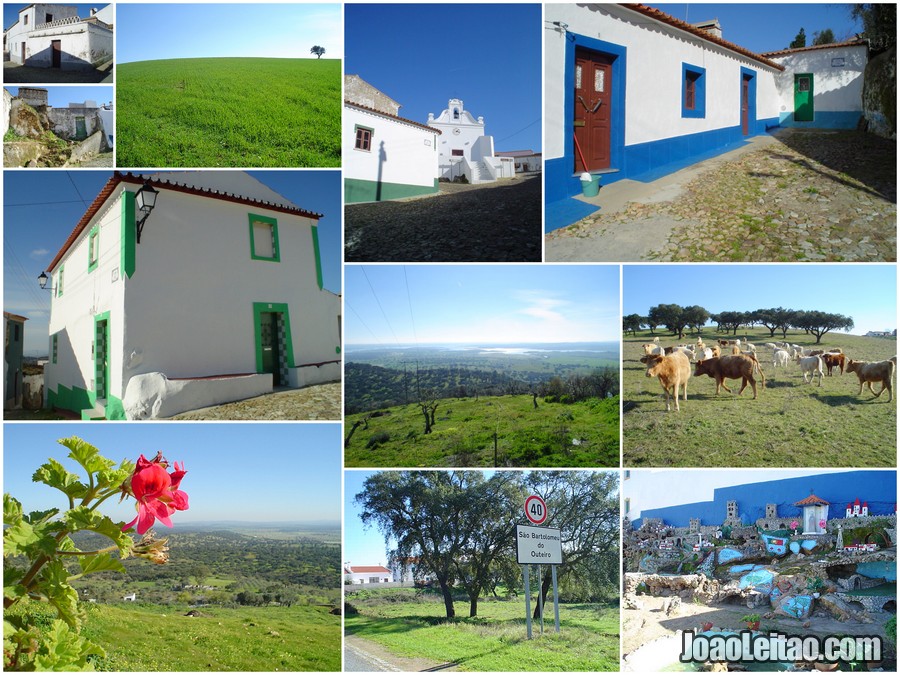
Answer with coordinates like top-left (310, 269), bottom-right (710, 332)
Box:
top-left (80, 603), bottom-right (340, 671)
top-left (345, 588), bottom-right (619, 672)
top-left (345, 394), bottom-right (619, 468)
top-left (116, 57), bottom-right (341, 167)
top-left (623, 329), bottom-right (896, 467)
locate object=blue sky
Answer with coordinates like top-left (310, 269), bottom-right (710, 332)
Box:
top-left (4, 87), bottom-right (112, 108)
top-left (345, 4), bottom-right (542, 153)
top-left (116, 4), bottom-right (342, 64)
top-left (654, 4), bottom-right (864, 53)
top-left (3, 423), bottom-right (342, 524)
top-left (3, 4), bottom-right (107, 30)
top-left (345, 264), bottom-right (620, 346)
top-left (344, 470), bottom-right (393, 568)
top-left (623, 265), bottom-right (896, 335)
top-left (4, 170), bottom-right (341, 356)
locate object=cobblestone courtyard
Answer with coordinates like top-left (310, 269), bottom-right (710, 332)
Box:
top-left (546, 129), bottom-right (896, 262)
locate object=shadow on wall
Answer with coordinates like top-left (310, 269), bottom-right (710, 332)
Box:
top-left (770, 128), bottom-right (897, 204)
top-left (46, 327), bottom-right (92, 411)
top-left (25, 44), bottom-right (103, 70)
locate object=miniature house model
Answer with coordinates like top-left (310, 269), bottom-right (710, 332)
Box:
top-left (794, 493), bottom-right (829, 535)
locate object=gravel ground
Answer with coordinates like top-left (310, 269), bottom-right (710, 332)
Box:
top-left (345, 174), bottom-right (542, 262)
top-left (548, 129), bottom-right (896, 262)
top-left (169, 382), bottom-right (341, 421)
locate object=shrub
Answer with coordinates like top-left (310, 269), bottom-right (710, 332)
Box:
top-left (366, 431), bottom-right (391, 449)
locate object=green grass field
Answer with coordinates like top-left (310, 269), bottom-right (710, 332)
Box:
top-left (623, 329), bottom-right (897, 467)
top-left (344, 394), bottom-right (620, 468)
top-left (78, 603), bottom-right (340, 671)
top-left (116, 58), bottom-right (341, 167)
top-left (345, 589), bottom-right (619, 672)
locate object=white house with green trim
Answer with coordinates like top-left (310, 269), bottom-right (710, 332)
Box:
top-left (43, 171), bottom-right (341, 420)
top-left (344, 75), bottom-right (441, 203)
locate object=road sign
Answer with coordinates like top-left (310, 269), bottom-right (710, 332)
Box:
top-left (516, 524), bottom-right (562, 564)
top-left (524, 495), bottom-right (548, 525)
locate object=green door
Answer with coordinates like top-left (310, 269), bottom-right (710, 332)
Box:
top-left (260, 312), bottom-right (281, 385)
top-left (794, 74), bottom-right (814, 122)
top-left (94, 317), bottom-right (109, 400)
top-left (75, 116), bottom-right (87, 139)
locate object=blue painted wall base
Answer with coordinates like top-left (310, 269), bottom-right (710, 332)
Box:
top-left (777, 110), bottom-right (862, 129)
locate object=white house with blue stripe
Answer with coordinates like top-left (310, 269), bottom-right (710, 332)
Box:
top-left (762, 40), bottom-right (868, 130)
top-left (545, 3), bottom-right (785, 205)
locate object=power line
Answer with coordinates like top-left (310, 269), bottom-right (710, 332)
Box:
top-left (361, 266), bottom-right (402, 346)
top-left (495, 117), bottom-right (542, 144)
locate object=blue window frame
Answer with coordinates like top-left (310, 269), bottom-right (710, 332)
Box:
top-left (682, 63), bottom-right (706, 118)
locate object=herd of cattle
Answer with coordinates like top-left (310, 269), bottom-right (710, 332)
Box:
top-left (637, 337), bottom-right (896, 412)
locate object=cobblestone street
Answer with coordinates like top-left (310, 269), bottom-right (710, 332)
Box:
top-left (170, 382), bottom-right (341, 421)
top-left (546, 129), bottom-right (896, 262)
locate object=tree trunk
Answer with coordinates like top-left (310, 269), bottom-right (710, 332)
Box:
top-left (344, 420), bottom-right (363, 448)
top-left (438, 578), bottom-right (455, 618)
top-left (469, 591), bottom-right (479, 617)
top-left (532, 570), bottom-right (553, 620)
top-left (421, 405), bottom-right (432, 434)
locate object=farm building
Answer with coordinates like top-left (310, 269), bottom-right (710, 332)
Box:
top-left (5, 4), bottom-right (112, 71)
top-left (42, 171), bottom-right (341, 420)
top-left (427, 98), bottom-right (515, 183)
top-left (4, 312), bottom-right (27, 410)
top-left (344, 75), bottom-right (441, 203)
top-left (545, 3), bottom-right (786, 203)
top-left (762, 40), bottom-right (869, 129)
top-left (344, 565), bottom-right (392, 585)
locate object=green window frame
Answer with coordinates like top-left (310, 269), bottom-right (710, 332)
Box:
top-left (57, 265), bottom-right (64, 297)
top-left (88, 225), bottom-right (99, 272)
top-left (248, 213), bottom-right (280, 262)
top-left (51, 333), bottom-right (58, 364)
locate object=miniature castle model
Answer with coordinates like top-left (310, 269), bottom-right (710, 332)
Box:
top-left (845, 498), bottom-right (869, 518)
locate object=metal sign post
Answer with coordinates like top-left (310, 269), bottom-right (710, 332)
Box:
top-left (551, 564), bottom-right (560, 633)
top-left (523, 564), bottom-right (532, 639)
top-left (537, 564), bottom-right (544, 634)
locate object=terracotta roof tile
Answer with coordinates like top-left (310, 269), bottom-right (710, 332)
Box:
top-left (620, 4), bottom-right (785, 71)
top-left (761, 39), bottom-right (867, 59)
top-left (794, 494), bottom-right (831, 506)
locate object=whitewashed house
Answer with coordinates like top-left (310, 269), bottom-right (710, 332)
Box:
top-left (344, 75), bottom-right (441, 203)
top-left (343, 565), bottom-right (392, 585)
top-left (43, 171), bottom-right (341, 420)
top-left (427, 99), bottom-right (515, 183)
top-left (545, 4), bottom-right (782, 202)
top-left (762, 40), bottom-right (868, 129)
top-left (6, 4), bottom-right (112, 71)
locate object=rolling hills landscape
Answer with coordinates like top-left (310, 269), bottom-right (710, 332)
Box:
top-left (344, 343), bottom-right (620, 467)
top-left (116, 58), bottom-right (341, 167)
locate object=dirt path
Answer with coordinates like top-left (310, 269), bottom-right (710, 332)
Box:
top-left (344, 634), bottom-right (458, 672)
top-left (547, 129), bottom-right (896, 262)
top-left (345, 175), bottom-right (542, 262)
top-left (169, 382), bottom-right (341, 420)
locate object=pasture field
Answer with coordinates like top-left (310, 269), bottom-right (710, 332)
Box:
top-left (344, 394), bottom-right (620, 468)
top-left (623, 329), bottom-right (897, 467)
top-left (83, 603), bottom-right (340, 671)
top-left (117, 58), bottom-right (341, 167)
top-left (345, 588), bottom-right (619, 672)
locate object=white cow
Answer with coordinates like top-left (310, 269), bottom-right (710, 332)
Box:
top-left (773, 349), bottom-right (791, 369)
top-left (797, 355), bottom-right (824, 386)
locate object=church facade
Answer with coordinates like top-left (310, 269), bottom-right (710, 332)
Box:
top-left (427, 99), bottom-right (514, 183)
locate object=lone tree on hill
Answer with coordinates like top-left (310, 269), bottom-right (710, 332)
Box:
top-left (310, 45), bottom-right (326, 59)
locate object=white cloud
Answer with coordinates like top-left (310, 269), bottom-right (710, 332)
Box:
top-left (29, 249), bottom-right (49, 260)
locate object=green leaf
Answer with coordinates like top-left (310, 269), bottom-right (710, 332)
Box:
top-left (78, 553), bottom-right (125, 575)
top-left (4, 493), bottom-right (23, 526)
top-left (65, 508), bottom-right (133, 558)
top-left (95, 464), bottom-right (133, 492)
top-left (63, 505), bottom-right (102, 532)
top-left (3, 519), bottom-right (38, 557)
top-left (59, 436), bottom-right (114, 476)
top-left (33, 458), bottom-right (88, 500)
top-left (26, 508), bottom-right (61, 526)
top-left (33, 619), bottom-right (105, 671)
top-left (38, 560), bottom-right (82, 629)
top-left (4, 583), bottom-right (27, 604)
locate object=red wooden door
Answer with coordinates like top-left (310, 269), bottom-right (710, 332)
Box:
top-left (574, 49), bottom-right (612, 172)
top-left (741, 75), bottom-right (750, 135)
top-left (51, 40), bottom-right (61, 68)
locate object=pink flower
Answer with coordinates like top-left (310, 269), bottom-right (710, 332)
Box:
top-left (790, 520), bottom-right (799, 530)
top-left (122, 453), bottom-right (189, 534)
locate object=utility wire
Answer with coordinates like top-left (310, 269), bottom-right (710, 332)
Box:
top-left (361, 266), bottom-right (402, 347)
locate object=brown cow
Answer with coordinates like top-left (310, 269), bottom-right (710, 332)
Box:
top-left (641, 351), bottom-right (691, 412)
top-left (846, 359), bottom-right (894, 402)
top-left (694, 354), bottom-right (765, 399)
top-left (821, 352), bottom-right (845, 376)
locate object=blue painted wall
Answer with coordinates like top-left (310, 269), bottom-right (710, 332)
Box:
top-left (632, 471), bottom-right (896, 529)
top-left (777, 111), bottom-right (862, 129)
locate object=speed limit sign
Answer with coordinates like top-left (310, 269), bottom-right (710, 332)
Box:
top-left (524, 495), bottom-right (548, 525)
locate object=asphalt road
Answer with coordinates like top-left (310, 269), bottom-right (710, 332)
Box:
top-left (344, 642), bottom-right (398, 672)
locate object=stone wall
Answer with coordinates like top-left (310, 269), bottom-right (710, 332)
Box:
top-left (862, 45), bottom-right (896, 139)
top-left (18, 87), bottom-right (48, 108)
top-left (2, 88), bottom-right (11, 138)
top-left (344, 74), bottom-right (401, 116)
top-left (47, 106), bottom-right (103, 143)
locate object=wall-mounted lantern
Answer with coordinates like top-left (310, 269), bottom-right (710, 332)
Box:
top-left (135, 182), bottom-right (159, 244)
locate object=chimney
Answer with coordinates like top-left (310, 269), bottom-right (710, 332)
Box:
top-left (692, 19), bottom-right (722, 40)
